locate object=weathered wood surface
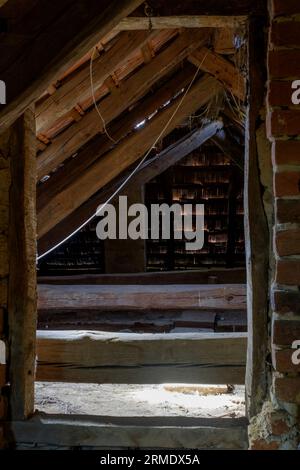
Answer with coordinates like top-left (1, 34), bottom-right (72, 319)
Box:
top-left (37, 75), bottom-right (222, 237)
top-left (37, 30), bottom-right (210, 179)
top-left (36, 30), bottom-right (156, 134)
top-left (38, 268), bottom-right (246, 285)
top-left (13, 413), bottom-right (248, 449)
top-left (6, 108), bottom-right (37, 420)
top-left (188, 47), bottom-right (246, 100)
top-left (0, 0), bottom-right (144, 131)
top-left (244, 18), bottom-right (269, 417)
top-left (115, 16), bottom-right (246, 30)
top-left (37, 65), bottom-right (195, 212)
top-left (36, 331), bottom-right (247, 384)
top-left (38, 284), bottom-right (246, 312)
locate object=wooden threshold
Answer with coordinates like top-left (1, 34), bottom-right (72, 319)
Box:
top-left (13, 413), bottom-right (248, 449)
top-left (36, 331), bottom-right (247, 385)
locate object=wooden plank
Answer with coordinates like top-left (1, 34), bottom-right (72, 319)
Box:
top-left (37, 74), bottom-right (222, 237)
top-left (214, 28), bottom-right (235, 55)
top-left (36, 331), bottom-right (247, 384)
top-left (38, 284), bottom-right (246, 312)
top-left (37, 65), bottom-right (196, 213)
top-left (115, 16), bottom-right (247, 30)
top-left (37, 30), bottom-right (210, 179)
top-left (0, 0), bottom-right (145, 131)
top-left (36, 30), bottom-right (157, 134)
top-left (38, 268), bottom-right (246, 285)
top-left (244, 18), bottom-right (269, 418)
top-left (188, 47), bottom-right (246, 101)
top-left (12, 414), bottom-right (248, 449)
top-left (7, 107), bottom-right (37, 420)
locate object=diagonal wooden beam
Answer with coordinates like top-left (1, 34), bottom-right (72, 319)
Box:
top-left (188, 47), bottom-right (246, 101)
top-left (37, 121), bottom-right (222, 253)
top-left (37, 74), bottom-right (222, 238)
top-left (211, 129), bottom-right (244, 171)
top-left (36, 30), bottom-right (160, 134)
top-left (115, 16), bottom-right (247, 30)
top-left (37, 65), bottom-right (196, 211)
top-left (37, 29), bottom-right (211, 179)
top-left (0, 0), bottom-right (145, 131)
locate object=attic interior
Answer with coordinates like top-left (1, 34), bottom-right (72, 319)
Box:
top-left (0, 0), bottom-right (299, 452)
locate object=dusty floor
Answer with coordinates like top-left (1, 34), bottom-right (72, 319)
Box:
top-left (35, 383), bottom-right (245, 418)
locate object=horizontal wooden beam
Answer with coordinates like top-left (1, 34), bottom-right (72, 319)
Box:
top-left (38, 268), bottom-right (246, 285)
top-left (36, 330), bottom-right (247, 384)
top-left (37, 30), bottom-right (210, 179)
top-left (37, 74), bottom-right (223, 237)
top-left (0, 0), bottom-right (144, 131)
top-left (12, 414), bottom-right (248, 449)
top-left (115, 16), bottom-right (247, 30)
top-left (188, 47), bottom-right (246, 101)
top-left (38, 284), bottom-right (246, 312)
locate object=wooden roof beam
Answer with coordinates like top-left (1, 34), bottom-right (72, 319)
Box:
top-left (37, 29), bottom-right (211, 180)
top-left (37, 65), bottom-right (196, 211)
top-left (211, 129), bottom-right (244, 171)
top-left (188, 47), bottom-right (246, 101)
top-left (0, 0), bottom-right (145, 131)
top-left (37, 74), bottom-right (223, 237)
top-left (36, 30), bottom-right (160, 134)
top-left (37, 121), bottom-right (222, 252)
top-left (115, 16), bottom-right (247, 30)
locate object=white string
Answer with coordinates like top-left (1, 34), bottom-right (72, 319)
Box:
top-left (89, 47), bottom-right (117, 144)
top-left (37, 53), bottom-right (208, 261)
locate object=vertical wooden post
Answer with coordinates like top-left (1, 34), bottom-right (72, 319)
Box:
top-left (8, 107), bottom-right (37, 420)
top-left (244, 17), bottom-right (270, 417)
top-left (105, 186), bottom-right (146, 273)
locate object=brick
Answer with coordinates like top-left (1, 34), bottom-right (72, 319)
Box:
top-left (269, 50), bottom-right (300, 78)
top-left (0, 365), bottom-right (5, 387)
top-left (275, 228), bottom-right (300, 256)
top-left (0, 394), bottom-right (7, 420)
top-left (274, 376), bottom-right (300, 404)
top-left (272, 140), bottom-right (300, 166)
top-left (0, 308), bottom-right (3, 337)
top-left (275, 258), bottom-right (300, 285)
top-left (268, 80), bottom-right (299, 107)
top-left (271, 21), bottom-right (300, 47)
top-left (276, 198), bottom-right (300, 224)
top-left (0, 278), bottom-right (7, 309)
top-left (274, 171), bottom-right (300, 197)
top-left (268, 110), bottom-right (300, 136)
top-left (272, 318), bottom-right (300, 345)
top-left (272, 347), bottom-right (300, 373)
top-left (270, 418), bottom-right (290, 436)
top-left (271, 0), bottom-right (300, 17)
top-left (272, 289), bottom-right (300, 314)
top-left (250, 439), bottom-right (280, 450)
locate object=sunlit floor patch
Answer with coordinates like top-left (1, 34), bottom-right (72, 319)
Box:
top-left (35, 383), bottom-right (245, 418)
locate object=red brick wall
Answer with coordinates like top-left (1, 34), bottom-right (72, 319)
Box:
top-left (268, 0), bottom-right (300, 405)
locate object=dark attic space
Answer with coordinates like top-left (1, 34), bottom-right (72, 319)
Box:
top-left (0, 0), bottom-right (299, 457)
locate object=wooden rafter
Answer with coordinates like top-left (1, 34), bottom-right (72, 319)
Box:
top-left (37, 74), bottom-right (223, 237)
top-left (37, 29), bottom-right (211, 179)
top-left (188, 47), bottom-right (246, 101)
top-left (211, 129), bottom-right (244, 171)
top-left (37, 121), bottom-right (222, 252)
top-left (0, 0), bottom-right (145, 131)
top-left (114, 16), bottom-right (247, 30)
top-left (37, 65), bottom-right (196, 211)
top-left (36, 30), bottom-right (165, 134)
